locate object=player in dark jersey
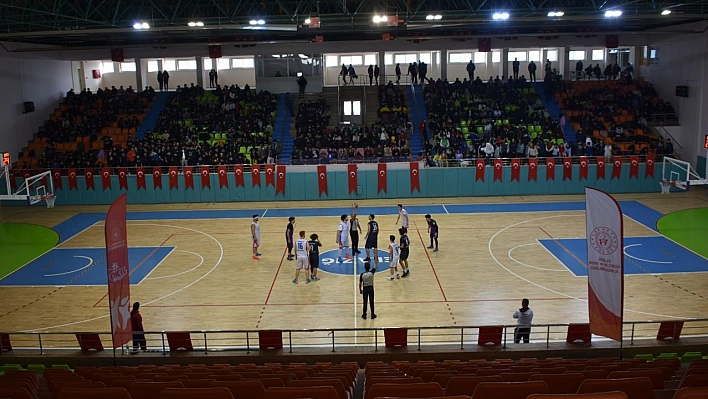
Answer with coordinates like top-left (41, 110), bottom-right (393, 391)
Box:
top-left (425, 214), bottom-right (439, 252)
top-left (308, 233), bottom-right (322, 281)
top-left (399, 227), bottom-right (410, 277)
top-left (364, 214), bottom-right (380, 268)
top-left (285, 217), bottom-right (295, 261)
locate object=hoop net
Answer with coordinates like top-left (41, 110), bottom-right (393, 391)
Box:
top-left (660, 179), bottom-right (686, 194)
top-left (42, 194), bottom-right (56, 208)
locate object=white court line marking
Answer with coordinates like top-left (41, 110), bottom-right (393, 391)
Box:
top-left (442, 205), bottom-right (449, 214)
top-left (508, 244), bottom-right (567, 272)
top-left (489, 214), bottom-right (691, 320)
top-left (353, 250), bottom-right (358, 345)
top-left (145, 250), bottom-right (204, 280)
top-left (43, 256), bottom-right (93, 277)
top-left (139, 247), bottom-right (176, 283)
top-left (624, 244), bottom-right (672, 265)
top-left (262, 209), bottom-right (268, 218)
top-left (25, 222), bottom-right (224, 332)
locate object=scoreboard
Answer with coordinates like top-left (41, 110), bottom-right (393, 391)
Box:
top-left (2, 151), bottom-right (10, 166)
top-left (704, 135), bottom-right (708, 149)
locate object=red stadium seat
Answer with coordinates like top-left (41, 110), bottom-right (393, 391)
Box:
top-left (577, 377), bottom-right (654, 399)
top-left (471, 381), bottom-right (549, 399)
top-left (159, 387), bottom-right (234, 399)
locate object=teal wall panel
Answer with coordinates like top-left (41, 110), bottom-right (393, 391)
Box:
top-left (457, 169), bottom-right (475, 196)
top-left (698, 155), bottom-right (707, 179)
top-left (185, 186), bottom-right (201, 202)
top-left (426, 168), bottom-right (444, 197)
top-left (243, 175), bottom-right (259, 201)
top-left (536, 168), bottom-right (550, 195)
top-left (169, 185), bottom-right (187, 203)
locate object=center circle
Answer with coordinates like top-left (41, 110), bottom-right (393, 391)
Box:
top-left (317, 249), bottom-right (392, 275)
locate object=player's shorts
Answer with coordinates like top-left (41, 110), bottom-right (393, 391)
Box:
top-left (338, 235), bottom-right (349, 248)
top-left (400, 248), bottom-right (409, 261)
top-left (309, 254), bottom-right (319, 269)
top-left (364, 236), bottom-right (378, 249)
top-left (389, 257), bottom-right (399, 268)
top-left (430, 229), bottom-right (438, 237)
top-left (296, 256), bottom-right (309, 270)
top-left (253, 239), bottom-right (260, 248)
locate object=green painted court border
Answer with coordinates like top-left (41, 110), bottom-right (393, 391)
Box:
top-left (656, 207), bottom-right (708, 259)
top-left (0, 223), bottom-right (59, 280)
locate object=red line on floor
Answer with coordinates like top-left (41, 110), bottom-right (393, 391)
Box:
top-left (264, 247), bottom-right (288, 305)
top-left (538, 227), bottom-right (588, 269)
top-left (413, 220), bottom-right (447, 302)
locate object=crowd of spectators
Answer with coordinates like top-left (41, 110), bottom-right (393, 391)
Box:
top-left (291, 82), bottom-right (412, 163)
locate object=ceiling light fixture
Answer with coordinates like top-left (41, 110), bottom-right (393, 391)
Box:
top-left (492, 12), bottom-right (509, 20)
top-left (257, 19), bottom-right (265, 25)
top-left (196, 21), bottom-right (204, 26)
top-left (373, 15), bottom-right (385, 23)
top-left (604, 10), bottom-right (622, 17)
top-left (547, 11), bottom-right (564, 17)
top-left (661, 9), bottom-right (671, 15)
top-left (249, 20), bottom-right (257, 25)
top-left (426, 14), bottom-right (442, 20)
top-left (304, 18), bottom-right (311, 24)
top-left (133, 22), bottom-right (150, 29)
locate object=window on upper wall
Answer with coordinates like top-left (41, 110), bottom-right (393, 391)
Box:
top-left (448, 53), bottom-right (471, 63)
top-left (204, 59), bottom-right (213, 70)
top-left (120, 62), bottom-right (136, 72)
top-left (364, 54), bottom-right (377, 66)
top-left (592, 49), bottom-right (605, 60)
top-left (350, 55), bottom-right (363, 65)
top-left (508, 51), bottom-right (527, 61)
top-left (474, 52), bottom-right (486, 63)
top-left (178, 60), bottom-right (197, 70)
top-left (163, 59), bottom-right (176, 71)
top-left (528, 50), bottom-right (541, 62)
top-left (147, 61), bottom-right (159, 72)
top-left (216, 58), bottom-right (230, 70)
top-left (546, 50), bottom-right (558, 62)
top-left (101, 62), bottom-right (115, 74)
top-left (384, 54), bottom-right (394, 65)
top-left (492, 51), bottom-right (501, 63)
top-left (340, 56), bottom-right (351, 66)
top-left (569, 51), bottom-right (586, 60)
top-left (232, 58), bottom-right (255, 68)
top-left (343, 100), bottom-right (361, 116)
top-left (325, 55), bottom-right (338, 67)
top-left (419, 53), bottom-right (431, 64)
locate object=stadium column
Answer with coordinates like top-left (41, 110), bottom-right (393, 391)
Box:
top-left (135, 58), bottom-right (146, 90)
top-left (501, 48), bottom-right (509, 79)
top-left (485, 50), bottom-right (493, 79)
top-left (562, 47), bottom-right (570, 80)
top-left (196, 56), bottom-right (204, 87)
top-left (378, 51), bottom-right (386, 83)
top-left (440, 49), bottom-right (447, 80)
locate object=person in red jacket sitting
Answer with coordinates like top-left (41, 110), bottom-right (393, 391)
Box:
top-left (131, 302), bottom-right (147, 352)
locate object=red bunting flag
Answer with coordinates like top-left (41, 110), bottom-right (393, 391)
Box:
top-left (629, 156), bottom-right (639, 179)
top-left (200, 166), bottom-right (210, 189)
top-left (377, 163), bottom-right (387, 194)
top-left (348, 164), bottom-right (358, 195)
top-left (85, 169), bottom-right (95, 190)
top-left (528, 158), bottom-right (538, 181)
top-left (9, 170), bottom-right (17, 191)
top-left (579, 157), bottom-right (589, 180)
top-left (596, 157), bottom-right (606, 180)
top-left (118, 168), bottom-right (128, 190)
top-left (276, 165), bottom-right (286, 196)
top-left (136, 167), bottom-right (146, 190)
top-left (218, 165), bottom-right (228, 188)
top-left (475, 159), bottom-right (485, 182)
top-left (184, 167), bottom-right (194, 189)
top-left (546, 158), bottom-right (556, 181)
top-left (52, 169), bottom-right (63, 190)
top-left (265, 164), bottom-right (275, 187)
top-left (563, 157), bottom-right (573, 181)
top-left (251, 165), bottom-right (261, 187)
top-left (101, 168), bottom-right (112, 190)
top-left (645, 155), bottom-right (655, 178)
top-left (493, 158), bottom-right (503, 182)
top-left (152, 168), bottom-right (162, 189)
top-left (511, 159), bottom-right (521, 182)
top-left (612, 156), bottom-right (622, 180)
top-left (234, 165), bottom-right (244, 187)
top-left (317, 165), bottom-right (328, 196)
top-left (410, 162), bottom-right (420, 193)
top-left (169, 167), bottom-right (179, 189)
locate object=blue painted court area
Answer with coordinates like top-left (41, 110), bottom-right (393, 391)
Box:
top-left (317, 249), bottom-right (393, 275)
top-left (539, 236), bottom-right (708, 276)
top-left (0, 247), bottom-right (174, 286)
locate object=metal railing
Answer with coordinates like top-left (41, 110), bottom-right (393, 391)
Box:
top-left (2, 318), bottom-right (706, 356)
top-left (650, 113), bottom-right (679, 127)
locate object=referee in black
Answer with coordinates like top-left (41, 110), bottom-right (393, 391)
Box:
top-left (350, 207), bottom-right (362, 254)
top-left (359, 261), bottom-right (377, 319)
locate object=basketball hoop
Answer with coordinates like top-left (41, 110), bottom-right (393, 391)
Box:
top-left (42, 194), bottom-right (56, 208)
top-left (660, 180), bottom-right (673, 194)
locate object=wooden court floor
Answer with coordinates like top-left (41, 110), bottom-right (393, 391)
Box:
top-left (1, 190), bottom-right (707, 346)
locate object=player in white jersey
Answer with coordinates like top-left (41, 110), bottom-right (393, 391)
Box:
top-left (251, 214), bottom-right (261, 260)
top-left (292, 231), bottom-right (311, 284)
top-left (396, 204), bottom-right (410, 232)
top-left (336, 214), bottom-right (352, 263)
top-left (387, 234), bottom-right (400, 281)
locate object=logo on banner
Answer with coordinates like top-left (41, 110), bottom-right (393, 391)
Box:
top-left (590, 227), bottom-right (619, 256)
top-left (318, 249), bottom-right (393, 275)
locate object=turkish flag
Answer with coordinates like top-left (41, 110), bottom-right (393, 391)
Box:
top-left (629, 156), bottom-right (639, 179)
top-left (410, 162), bottom-right (420, 193)
top-left (136, 167), bottom-right (146, 189)
top-left (348, 164), bottom-right (358, 194)
top-left (234, 165), bottom-right (244, 187)
top-left (563, 157), bottom-right (573, 181)
top-left (612, 156), bottom-right (622, 180)
top-left (645, 155), bottom-right (655, 178)
top-left (184, 167), bottom-right (194, 189)
top-left (546, 159), bottom-right (556, 181)
top-left (85, 169), bottom-right (95, 190)
top-left (596, 157), bottom-right (606, 180)
top-left (218, 165), bottom-right (228, 188)
top-left (579, 157), bottom-right (589, 180)
top-left (476, 159), bottom-right (485, 182)
top-left (52, 169), bottom-right (63, 190)
top-left (152, 168), bottom-right (162, 189)
top-left (200, 166), bottom-right (210, 189)
top-left (101, 167), bottom-right (111, 190)
top-left (276, 165), bottom-right (286, 196)
top-left (317, 165), bottom-right (328, 196)
top-left (118, 168), bottom-right (128, 190)
top-left (252, 165), bottom-right (261, 187)
top-left (511, 159), bottom-right (521, 181)
top-left (493, 158), bottom-right (503, 182)
top-left (377, 163), bottom-right (387, 194)
top-left (528, 158), bottom-right (538, 181)
top-left (169, 167), bottom-right (179, 189)
top-left (265, 164), bottom-right (275, 187)
top-left (9, 170), bottom-right (17, 191)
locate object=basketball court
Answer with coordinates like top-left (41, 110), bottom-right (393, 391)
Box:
top-left (1, 186), bottom-right (708, 350)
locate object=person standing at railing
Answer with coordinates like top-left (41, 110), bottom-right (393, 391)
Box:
top-left (130, 302), bottom-right (147, 353)
top-left (395, 64), bottom-right (402, 84)
top-left (513, 298), bottom-right (534, 343)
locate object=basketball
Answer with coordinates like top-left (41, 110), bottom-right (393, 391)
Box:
top-left (353, 202), bottom-right (359, 209)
